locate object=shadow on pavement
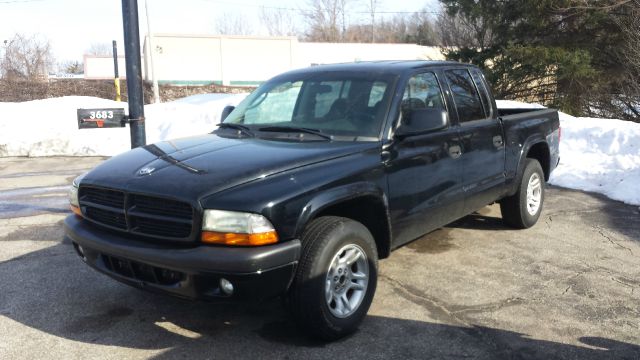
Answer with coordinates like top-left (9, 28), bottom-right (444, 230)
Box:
top-left (572, 189), bottom-right (640, 243)
top-left (424, 186), bottom-right (640, 244)
top-left (1, 241), bottom-right (638, 359)
top-left (448, 212), bottom-right (509, 231)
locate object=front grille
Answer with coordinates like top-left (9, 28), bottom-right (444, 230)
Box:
top-left (131, 216), bottom-right (192, 238)
top-left (79, 186), bottom-right (195, 241)
top-left (81, 187), bottom-right (125, 208)
top-left (131, 194), bottom-right (192, 219)
top-left (85, 207), bottom-right (127, 230)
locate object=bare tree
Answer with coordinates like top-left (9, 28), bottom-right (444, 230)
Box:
top-left (614, 0), bottom-right (640, 119)
top-left (259, 7), bottom-right (299, 37)
top-left (58, 60), bottom-right (83, 74)
top-left (215, 12), bottom-right (254, 36)
top-left (339, 0), bottom-right (348, 37)
top-left (1, 33), bottom-right (53, 81)
top-left (366, 0), bottom-right (379, 43)
top-left (304, 0), bottom-right (348, 42)
top-left (619, 3), bottom-right (640, 79)
top-left (436, 9), bottom-right (494, 48)
top-left (86, 42), bottom-right (112, 56)
top-left (342, 11), bottom-right (439, 45)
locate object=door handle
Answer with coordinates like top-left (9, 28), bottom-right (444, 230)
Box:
top-left (381, 150), bottom-right (391, 164)
top-left (449, 145), bottom-right (462, 159)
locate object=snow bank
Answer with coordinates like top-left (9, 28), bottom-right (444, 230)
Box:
top-left (0, 94), bottom-right (248, 157)
top-left (495, 100), bottom-right (545, 109)
top-left (550, 113), bottom-right (640, 206)
top-left (1, 96), bottom-right (638, 205)
top-left (496, 100), bottom-right (640, 206)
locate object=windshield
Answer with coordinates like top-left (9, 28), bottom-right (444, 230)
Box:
top-left (223, 72), bottom-right (396, 140)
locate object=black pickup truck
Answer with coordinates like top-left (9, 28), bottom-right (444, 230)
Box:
top-left (64, 61), bottom-right (560, 340)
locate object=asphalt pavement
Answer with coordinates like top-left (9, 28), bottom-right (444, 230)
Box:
top-left (0, 156), bottom-right (638, 359)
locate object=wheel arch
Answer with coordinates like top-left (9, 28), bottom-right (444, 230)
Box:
top-left (525, 141), bottom-right (551, 181)
top-left (295, 183), bottom-right (392, 259)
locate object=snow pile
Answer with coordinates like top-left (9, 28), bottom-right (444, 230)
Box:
top-left (550, 114), bottom-right (640, 205)
top-left (497, 100), bottom-right (640, 206)
top-left (495, 100), bottom-right (545, 109)
top-left (0, 96), bottom-right (638, 205)
top-left (0, 94), bottom-right (248, 157)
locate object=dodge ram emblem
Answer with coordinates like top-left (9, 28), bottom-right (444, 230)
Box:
top-left (137, 167), bottom-right (155, 176)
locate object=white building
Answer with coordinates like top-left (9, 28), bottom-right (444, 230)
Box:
top-left (84, 34), bottom-right (445, 86)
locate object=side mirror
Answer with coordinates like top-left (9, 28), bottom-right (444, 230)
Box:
top-left (395, 108), bottom-right (448, 138)
top-left (221, 105), bottom-right (235, 122)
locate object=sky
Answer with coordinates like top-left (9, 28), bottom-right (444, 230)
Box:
top-left (0, 0), bottom-right (439, 63)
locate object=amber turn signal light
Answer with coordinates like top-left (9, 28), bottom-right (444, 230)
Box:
top-left (201, 231), bottom-right (278, 246)
top-left (70, 205), bottom-right (83, 217)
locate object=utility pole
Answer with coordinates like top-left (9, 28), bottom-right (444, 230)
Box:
top-left (144, 0), bottom-right (160, 104)
top-left (369, 0), bottom-right (376, 43)
top-left (121, 0), bottom-right (147, 148)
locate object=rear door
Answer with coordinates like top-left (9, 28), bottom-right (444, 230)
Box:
top-left (443, 68), bottom-right (506, 213)
top-left (386, 71), bottom-right (465, 246)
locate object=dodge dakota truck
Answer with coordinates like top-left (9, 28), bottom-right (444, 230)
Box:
top-left (64, 61), bottom-right (560, 340)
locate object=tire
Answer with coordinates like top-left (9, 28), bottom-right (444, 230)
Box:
top-left (500, 158), bottom-right (545, 229)
top-left (288, 216), bottom-right (378, 341)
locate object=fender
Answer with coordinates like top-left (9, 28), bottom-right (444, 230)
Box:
top-left (294, 181), bottom-right (393, 257)
top-left (507, 135), bottom-right (549, 195)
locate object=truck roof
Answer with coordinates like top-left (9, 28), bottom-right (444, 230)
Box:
top-left (280, 60), bottom-right (476, 78)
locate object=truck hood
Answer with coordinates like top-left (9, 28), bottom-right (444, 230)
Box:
top-left (81, 134), bottom-right (379, 202)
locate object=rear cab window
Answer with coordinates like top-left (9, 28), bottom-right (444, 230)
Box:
top-left (444, 69), bottom-right (487, 123)
top-left (470, 69), bottom-right (494, 119)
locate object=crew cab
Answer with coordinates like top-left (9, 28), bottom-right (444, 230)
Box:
top-left (64, 61), bottom-right (560, 340)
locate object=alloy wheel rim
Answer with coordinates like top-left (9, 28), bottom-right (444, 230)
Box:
top-left (526, 173), bottom-right (542, 216)
top-left (325, 244), bottom-right (369, 318)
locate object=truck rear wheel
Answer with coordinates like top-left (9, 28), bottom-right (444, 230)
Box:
top-left (288, 216), bottom-right (378, 340)
top-left (500, 158), bottom-right (545, 229)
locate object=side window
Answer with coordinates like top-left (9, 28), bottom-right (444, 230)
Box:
top-left (445, 69), bottom-right (486, 123)
top-left (470, 69), bottom-right (493, 118)
top-left (401, 72), bottom-right (445, 120)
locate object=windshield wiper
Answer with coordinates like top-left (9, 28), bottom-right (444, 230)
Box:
top-left (216, 123), bottom-right (254, 137)
top-left (258, 126), bottom-right (332, 140)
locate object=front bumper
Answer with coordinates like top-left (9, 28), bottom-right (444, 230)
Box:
top-left (64, 216), bottom-right (301, 301)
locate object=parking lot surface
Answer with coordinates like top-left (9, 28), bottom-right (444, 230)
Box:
top-left (0, 157), bottom-right (638, 359)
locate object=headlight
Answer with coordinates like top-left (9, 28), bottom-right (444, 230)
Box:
top-left (69, 173), bottom-right (86, 217)
top-left (69, 186), bottom-right (79, 207)
top-left (201, 210), bottom-right (278, 246)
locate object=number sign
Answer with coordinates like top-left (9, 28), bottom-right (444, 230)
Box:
top-left (77, 108), bottom-right (127, 129)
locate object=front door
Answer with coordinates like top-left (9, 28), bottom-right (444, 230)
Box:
top-left (386, 71), bottom-right (465, 247)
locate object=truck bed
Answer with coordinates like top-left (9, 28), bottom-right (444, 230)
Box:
top-left (497, 107), bottom-right (560, 193)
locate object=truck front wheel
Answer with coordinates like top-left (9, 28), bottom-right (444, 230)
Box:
top-left (288, 216), bottom-right (378, 340)
top-left (500, 158), bottom-right (545, 229)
